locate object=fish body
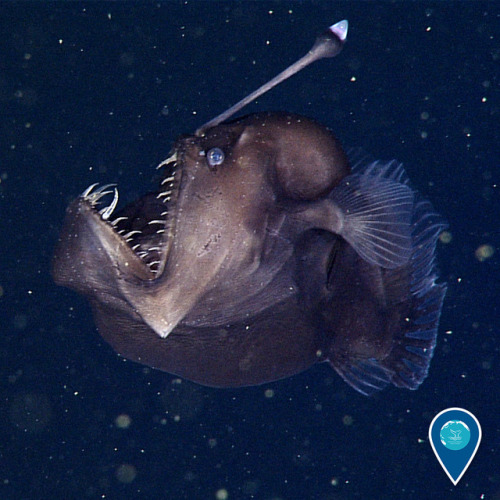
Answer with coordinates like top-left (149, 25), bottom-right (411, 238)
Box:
top-left (53, 112), bottom-right (446, 395)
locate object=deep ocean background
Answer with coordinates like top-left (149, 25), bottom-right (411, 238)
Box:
top-left (0, 2), bottom-right (498, 499)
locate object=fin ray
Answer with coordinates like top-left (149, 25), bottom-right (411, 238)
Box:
top-left (331, 163), bottom-right (414, 269)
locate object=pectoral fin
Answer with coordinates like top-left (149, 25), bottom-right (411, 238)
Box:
top-left (296, 161), bottom-right (414, 269)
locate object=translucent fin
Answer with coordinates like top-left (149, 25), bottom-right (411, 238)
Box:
top-left (331, 162), bottom-right (414, 269)
top-left (391, 196), bottom-right (446, 389)
top-left (329, 281), bottom-right (446, 395)
top-left (389, 283), bottom-right (446, 389)
top-left (333, 358), bottom-right (392, 396)
top-left (408, 196), bottom-right (447, 297)
top-left (326, 161), bottom-right (447, 395)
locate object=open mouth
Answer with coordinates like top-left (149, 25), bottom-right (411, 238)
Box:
top-left (79, 149), bottom-right (182, 278)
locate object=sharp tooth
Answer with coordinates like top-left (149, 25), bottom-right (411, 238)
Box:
top-left (161, 175), bottom-right (175, 185)
top-left (91, 183), bottom-right (117, 198)
top-left (157, 190), bottom-right (173, 199)
top-left (82, 183), bottom-right (118, 207)
top-left (82, 183), bottom-right (99, 198)
top-left (123, 230), bottom-right (142, 240)
top-left (111, 216), bottom-right (128, 226)
top-left (100, 188), bottom-right (119, 220)
top-left (156, 151), bottom-right (177, 170)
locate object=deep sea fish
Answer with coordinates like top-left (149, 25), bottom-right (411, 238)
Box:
top-left (52, 20), bottom-right (446, 395)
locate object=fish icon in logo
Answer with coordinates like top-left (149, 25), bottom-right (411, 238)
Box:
top-left (440, 420), bottom-right (470, 450)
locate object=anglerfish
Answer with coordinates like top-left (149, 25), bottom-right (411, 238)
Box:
top-left (52, 20), bottom-right (446, 395)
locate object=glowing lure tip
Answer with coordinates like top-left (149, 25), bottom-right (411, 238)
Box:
top-left (330, 20), bottom-right (348, 42)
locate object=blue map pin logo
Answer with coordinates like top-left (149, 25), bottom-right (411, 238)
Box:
top-left (429, 408), bottom-right (481, 485)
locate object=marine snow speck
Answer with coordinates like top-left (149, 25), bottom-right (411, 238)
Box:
top-left (52, 20), bottom-right (446, 395)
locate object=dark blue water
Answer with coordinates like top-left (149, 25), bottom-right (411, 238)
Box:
top-left (1, 3), bottom-right (498, 499)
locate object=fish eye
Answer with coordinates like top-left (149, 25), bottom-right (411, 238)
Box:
top-left (206, 147), bottom-right (225, 168)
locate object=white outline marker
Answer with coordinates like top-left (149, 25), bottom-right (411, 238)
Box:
top-left (429, 407), bottom-right (482, 485)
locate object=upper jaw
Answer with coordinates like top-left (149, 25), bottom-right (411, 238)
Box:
top-left (153, 146), bottom-right (184, 276)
